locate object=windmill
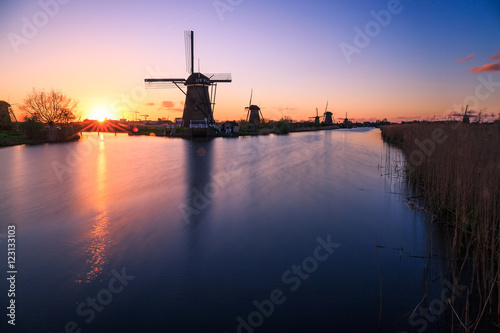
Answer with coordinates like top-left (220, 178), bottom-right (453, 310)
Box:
top-left (450, 105), bottom-right (477, 123)
top-left (0, 101), bottom-right (18, 130)
top-left (460, 105), bottom-right (477, 123)
top-left (245, 89), bottom-right (263, 125)
top-left (323, 101), bottom-right (333, 125)
top-left (144, 31), bottom-right (232, 134)
top-left (309, 108), bottom-right (322, 126)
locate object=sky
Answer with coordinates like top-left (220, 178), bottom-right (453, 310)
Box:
top-left (1, 0), bottom-right (500, 123)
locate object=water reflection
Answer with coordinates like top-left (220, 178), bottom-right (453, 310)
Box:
top-left (76, 137), bottom-right (111, 283)
top-left (183, 138), bottom-right (214, 227)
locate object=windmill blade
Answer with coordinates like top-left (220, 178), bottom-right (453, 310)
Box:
top-left (185, 30), bottom-right (194, 74)
top-left (249, 89), bottom-right (253, 107)
top-left (316, 108), bottom-right (319, 117)
top-left (205, 73), bottom-right (232, 82)
top-left (144, 78), bottom-right (186, 89)
top-left (325, 101), bottom-right (328, 113)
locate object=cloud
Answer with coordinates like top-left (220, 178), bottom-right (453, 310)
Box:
top-left (489, 53), bottom-right (500, 61)
top-left (469, 61), bottom-right (500, 73)
top-left (157, 101), bottom-right (183, 113)
top-left (144, 102), bottom-right (155, 106)
top-left (161, 101), bottom-right (175, 108)
top-left (457, 54), bottom-right (474, 63)
top-left (276, 107), bottom-right (298, 114)
top-left (393, 115), bottom-right (422, 120)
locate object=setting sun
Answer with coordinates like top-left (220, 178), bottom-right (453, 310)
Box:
top-left (88, 105), bottom-right (114, 121)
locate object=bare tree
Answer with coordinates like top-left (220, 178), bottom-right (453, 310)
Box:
top-left (19, 88), bottom-right (78, 124)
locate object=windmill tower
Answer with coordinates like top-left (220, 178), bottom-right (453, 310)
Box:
top-left (309, 108), bottom-right (321, 126)
top-left (245, 89), bottom-right (263, 125)
top-left (452, 105), bottom-right (477, 124)
top-left (0, 101), bottom-right (17, 130)
top-left (343, 112), bottom-right (351, 127)
top-left (323, 101), bottom-right (333, 125)
top-left (144, 31), bottom-right (231, 134)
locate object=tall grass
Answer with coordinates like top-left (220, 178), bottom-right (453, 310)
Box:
top-left (381, 122), bottom-right (500, 331)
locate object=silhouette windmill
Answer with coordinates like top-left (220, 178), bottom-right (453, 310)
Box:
top-left (0, 101), bottom-right (18, 130)
top-left (144, 31), bottom-right (231, 133)
top-left (309, 108), bottom-right (322, 126)
top-left (323, 101), bottom-right (333, 125)
top-left (451, 105), bottom-right (477, 123)
top-left (245, 89), bottom-right (263, 125)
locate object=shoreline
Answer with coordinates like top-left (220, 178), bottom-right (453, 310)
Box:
top-left (1, 124), bottom-right (372, 148)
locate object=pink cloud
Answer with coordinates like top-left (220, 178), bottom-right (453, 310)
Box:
top-left (393, 115), bottom-right (422, 120)
top-left (144, 102), bottom-right (155, 106)
top-left (161, 101), bottom-right (175, 108)
top-left (469, 61), bottom-right (500, 73)
top-left (457, 54), bottom-right (474, 63)
top-left (489, 53), bottom-right (500, 61)
top-left (156, 100), bottom-right (184, 113)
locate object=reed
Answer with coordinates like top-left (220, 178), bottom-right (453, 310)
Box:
top-left (381, 122), bottom-right (500, 331)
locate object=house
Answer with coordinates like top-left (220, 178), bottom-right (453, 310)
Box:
top-left (222, 121), bottom-right (239, 134)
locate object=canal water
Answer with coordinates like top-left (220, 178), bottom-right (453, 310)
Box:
top-left (0, 129), bottom-right (459, 332)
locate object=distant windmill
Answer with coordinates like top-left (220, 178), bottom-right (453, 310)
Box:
top-left (462, 105), bottom-right (476, 123)
top-left (144, 31), bottom-right (232, 133)
top-left (245, 89), bottom-right (263, 125)
top-left (343, 112), bottom-right (350, 126)
top-left (0, 101), bottom-right (18, 130)
top-left (309, 108), bottom-right (322, 126)
top-left (451, 105), bottom-right (477, 123)
top-left (323, 101), bottom-right (333, 125)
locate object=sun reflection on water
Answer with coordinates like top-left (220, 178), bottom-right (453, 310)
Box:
top-left (76, 138), bottom-right (111, 283)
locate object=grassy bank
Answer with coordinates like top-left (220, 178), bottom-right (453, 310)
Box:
top-left (0, 123), bottom-right (81, 147)
top-left (381, 122), bottom-right (500, 328)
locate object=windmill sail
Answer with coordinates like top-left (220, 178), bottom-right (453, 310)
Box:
top-left (185, 30), bottom-right (194, 74)
top-left (144, 78), bottom-right (186, 89)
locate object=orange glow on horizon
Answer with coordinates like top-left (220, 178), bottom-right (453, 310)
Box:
top-left (88, 104), bottom-right (115, 121)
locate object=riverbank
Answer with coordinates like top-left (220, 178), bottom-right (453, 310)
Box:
top-left (131, 123), bottom-right (342, 137)
top-left (381, 122), bottom-right (500, 328)
top-left (0, 126), bottom-right (80, 148)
